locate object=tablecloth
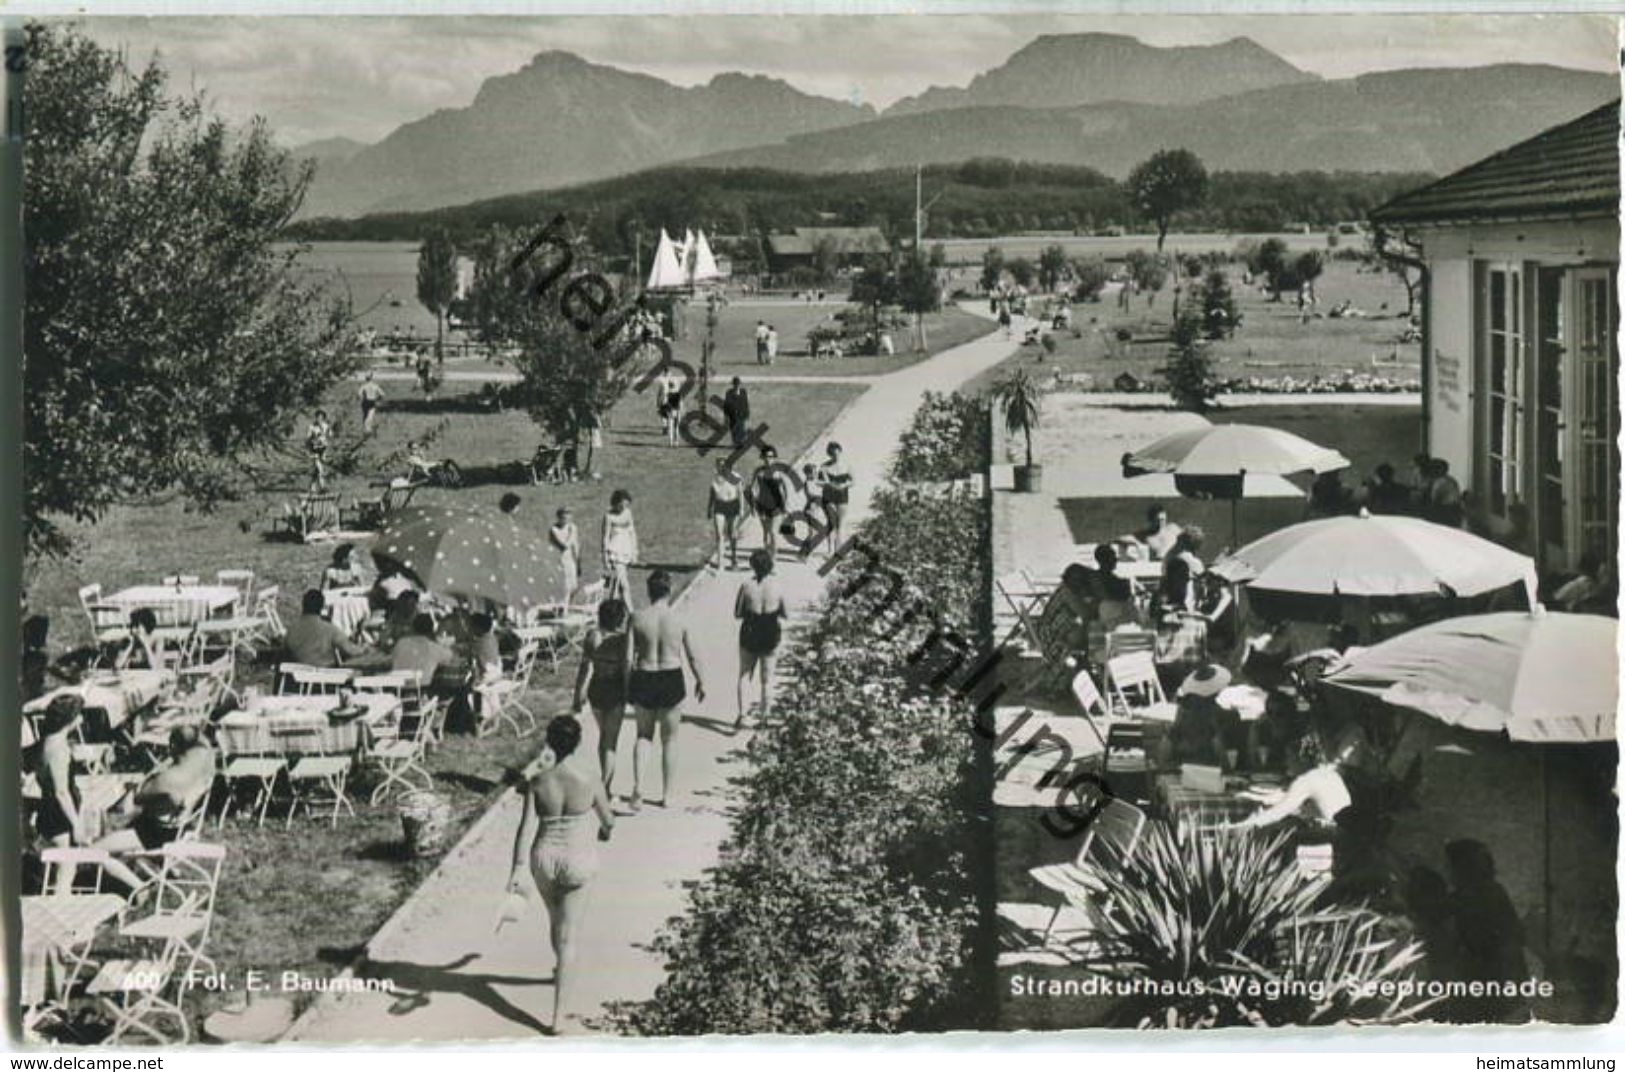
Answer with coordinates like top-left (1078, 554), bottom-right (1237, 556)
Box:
top-left (102, 585), bottom-right (239, 627)
top-left (217, 693), bottom-right (400, 756)
top-left (24, 670), bottom-right (174, 730)
top-left (324, 589), bottom-right (373, 638)
top-left (20, 895), bottom-right (124, 1008)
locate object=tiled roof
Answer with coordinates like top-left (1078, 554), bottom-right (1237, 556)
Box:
top-left (767, 227), bottom-right (888, 256)
top-left (1371, 99), bottom-right (1619, 226)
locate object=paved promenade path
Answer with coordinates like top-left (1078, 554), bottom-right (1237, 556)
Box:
top-left (287, 310), bottom-right (1018, 1041)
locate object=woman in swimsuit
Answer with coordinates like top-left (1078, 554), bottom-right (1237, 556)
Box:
top-left (507, 715), bottom-right (614, 1035)
top-left (34, 697), bottom-right (85, 892)
top-left (750, 446), bottom-right (789, 560)
top-left (734, 548), bottom-right (787, 733)
top-left (572, 598), bottom-right (632, 794)
top-left (707, 458), bottom-right (744, 571)
top-left (600, 489), bottom-right (639, 607)
top-left (819, 442), bottom-right (853, 553)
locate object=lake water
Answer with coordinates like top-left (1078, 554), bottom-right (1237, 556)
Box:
top-left (282, 241), bottom-right (442, 337)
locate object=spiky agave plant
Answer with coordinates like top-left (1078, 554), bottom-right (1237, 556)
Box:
top-left (1069, 818), bottom-right (1434, 1028)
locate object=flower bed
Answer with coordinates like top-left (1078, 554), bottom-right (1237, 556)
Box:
top-left (627, 405), bottom-right (992, 1035)
top-left (889, 391), bottom-right (990, 484)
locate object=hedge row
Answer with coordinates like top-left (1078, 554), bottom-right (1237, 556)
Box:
top-left (889, 390), bottom-right (990, 484)
top-left (626, 407), bottom-right (992, 1035)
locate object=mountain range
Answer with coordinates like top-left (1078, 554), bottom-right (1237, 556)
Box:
top-left (295, 34), bottom-right (1618, 219)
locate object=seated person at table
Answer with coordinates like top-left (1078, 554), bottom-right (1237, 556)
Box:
top-left (34, 696), bottom-right (86, 857)
top-left (378, 590), bottom-right (422, 649)
top-left (1090, 544), bottom-right (1139, 629)
top-left (1125, 503), bottom-right (1183, 561)
top-left (113, 608), bottom-right (168, 671)
top-left (91, 726), bottom-right (215, 890)
top-left (1553, 550), bottom-right (1616, 615)
top-left (463, 613), bottom-right (503, 683)
top-left (1157, 528), bottom-right (1206, 615)
top-left (372, 565), bottom-right (417, 608)
top-left (283, 588), bottom-right (370, 668)
top-left (404, 440), bottom-right (436, 484)
top-left (1157, 664), bottom-right (1239, 769)
top-left (21, 614), bottom-right (62, 704)
top-left (323, 543), bottom-right (371, 590)
top-left (391, 613), bottom-right (462, 681)
top-left (1234, 733), bottom-right (1351, 832)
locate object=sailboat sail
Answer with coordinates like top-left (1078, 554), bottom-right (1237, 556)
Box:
top-left (646, 229), bottom-right (687, 290)
top-left (691, 230), bottom-right (722, 283)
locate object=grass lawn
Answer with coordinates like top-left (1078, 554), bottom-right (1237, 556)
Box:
top-left (678, 302), bottom-right (995, 379)
top-left (961, 260), bottom-right (1418, 399)
top-left (23, 374), bottom-right (863, 1037)
top-left (367, 303), bottom-right (996, 382)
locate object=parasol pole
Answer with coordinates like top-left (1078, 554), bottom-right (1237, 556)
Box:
top-left (1543, 747), bottom-right (1553, 960)
top-left (1231, 467), bottom-right (1244, 549)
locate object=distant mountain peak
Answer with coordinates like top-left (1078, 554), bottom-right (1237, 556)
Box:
top-left (885, 32), bottom-right (1316, 116)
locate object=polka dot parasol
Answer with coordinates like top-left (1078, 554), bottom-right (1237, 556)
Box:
top-left (371, 504), bottom-right (564, 612)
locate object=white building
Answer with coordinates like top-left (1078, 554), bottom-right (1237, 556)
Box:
top-left (1372, 100), bottom-right (1619, 573)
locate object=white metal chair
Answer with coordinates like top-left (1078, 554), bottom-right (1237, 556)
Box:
top-left (476, 642), bottom-right (540, 737)
top-left (216, 569), bottom-right (255, 616)
top-left (85, 922), bottom-right (191, 1044)
top-left (277, 664), bottom-right (355, 696)
top-left (78, 583), bottom-right (131, 647)
top-left (40, 846), bottom-right (116, 897)
top-left (1104, 651), bottom-right (1176, 722)
top-left (213, 725), bottom-right (285, 828)
top-left (1028, 797), bottom-right (1147, 945)
top-left (119, 841), bottom-right (225, 979)
top-left (270, 725), bottom-right (355, 828)
top-left (366, 698), bottom-right (439, 804)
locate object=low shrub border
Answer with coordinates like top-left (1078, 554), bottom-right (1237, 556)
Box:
top-left (625, 398), bottom-right (994, 1035)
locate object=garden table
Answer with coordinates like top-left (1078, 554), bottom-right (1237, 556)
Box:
top-left (1153, 772), bottom-right (1266, 827)
top-left (102, 584), bottom-right (239, 627)
top-left (217, 692), bottom-right (401, 756)
top-left (324, 588), bottom-right (373, 639)
top-left (24, 669), bottom-right (174, 730)
top-left (20, 894), bottom-right (125, 1009)
top-left (1075, 545), bottom-right (1166, 584)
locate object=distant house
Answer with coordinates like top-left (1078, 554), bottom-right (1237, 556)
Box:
top-left (765, 226), bottom-right (888, 273)
top-left (1371, 100), bottom-right (1619, 573)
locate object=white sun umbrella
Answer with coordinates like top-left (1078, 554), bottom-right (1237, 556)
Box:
top-left (1211, 509), bottom-right (1537, 602)
top-left (1322, 606), bottom-right (1616, 952)
top-left (1322, 607), bottom-right (1617, 743)
top-left (1122, 421), bottom-right (1351, 543)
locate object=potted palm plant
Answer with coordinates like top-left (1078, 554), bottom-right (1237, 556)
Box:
top-left (992, 369), bottom-right (1044, 493)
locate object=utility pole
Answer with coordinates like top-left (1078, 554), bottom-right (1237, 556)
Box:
top-left (915, 165), bottom-right (923, 255)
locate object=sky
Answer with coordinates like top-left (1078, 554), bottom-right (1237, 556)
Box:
top-left (71, 13), bottom-right (1621, 147)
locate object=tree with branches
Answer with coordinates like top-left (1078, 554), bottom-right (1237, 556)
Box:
top-left (1037, 244), bottom-right (1068, 293)
top-left (416, 228), bottom-right (458, 364)
top-left (1128, 148), bottom-right (1209, 252)
top-left (22, 23), bottom-right (359, 557)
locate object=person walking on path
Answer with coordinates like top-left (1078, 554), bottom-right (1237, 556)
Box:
top-left (600, 490), bottom-right (639, 607)
top-left (818, 441), bottom-right (853, 553)
top-left (754, 320), bottom-right (769, 365)
top-left (765, 325), bottom-right (779, 365)
top-left (734, 549), bottom-right (786, 733)
top-left (656, 368), bottom-right (683, 447)
top-left (748, 446), bottom-right (792, 561)
top-left (707, 457), bottom-right (745, 571)
top-left (507, 715), bottom-right (615, 1035)
top-left (358, 372), bottom-right (384, 433)
top-left (549, 507), bottom-right (580, 610)
top-left (572, 598), bottom-right (632, 795)
top-left (721, 377), bottom-right (751, 448)
top-left (627, 570), bottom-right (706, 811)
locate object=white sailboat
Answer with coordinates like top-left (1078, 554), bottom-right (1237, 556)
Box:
top-left (690, 229), bottom-right (722, 284)
top-left (646, 228), bottom-right (687, 290)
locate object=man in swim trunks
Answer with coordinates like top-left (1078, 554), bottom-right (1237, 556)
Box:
top-left (734, 548), bottom-right (786, 733)
top-left (627, 570), bottom-right (706, 811)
